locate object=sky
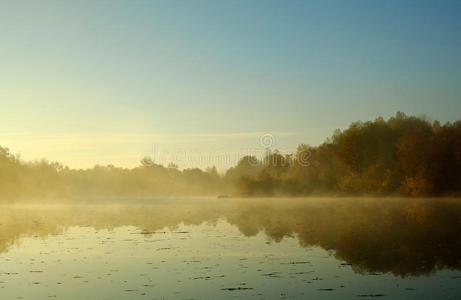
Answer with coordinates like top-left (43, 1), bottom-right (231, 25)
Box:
top-left (1, 0), bottom-right (461, 170)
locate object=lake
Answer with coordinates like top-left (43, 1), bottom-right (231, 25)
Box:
top-left (1, 197), bottom-right (461, 299)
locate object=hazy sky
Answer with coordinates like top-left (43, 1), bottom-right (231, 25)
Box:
top-left (1, 0), bottom-right (460, 170)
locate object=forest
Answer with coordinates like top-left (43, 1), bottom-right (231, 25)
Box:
top-left (1, 112), bottom-right (460, 201)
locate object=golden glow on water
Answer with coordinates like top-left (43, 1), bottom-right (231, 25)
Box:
top-left (1, 198), bottom-right (461, 299)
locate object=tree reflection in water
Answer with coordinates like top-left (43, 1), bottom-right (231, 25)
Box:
top-left (1, 197), bottom-right (460, 277)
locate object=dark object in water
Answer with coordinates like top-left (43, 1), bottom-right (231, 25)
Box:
top-left (221, 287), bottom-right (253, 291)
top-left (217, 194), bottom-right (231, 199)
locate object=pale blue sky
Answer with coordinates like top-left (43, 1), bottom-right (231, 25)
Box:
top-left (1, 0), bottom-right (460, 169)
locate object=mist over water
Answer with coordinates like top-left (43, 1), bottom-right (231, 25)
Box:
top-left (2, 115), bottom-right (461, 299)
top-left (1, 197), bottom-right (461, 299)
top-left (2, 1), bottom-right (461, 298)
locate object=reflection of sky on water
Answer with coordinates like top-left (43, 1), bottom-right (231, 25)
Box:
top-left (1, 198), bottom-right (461, 299)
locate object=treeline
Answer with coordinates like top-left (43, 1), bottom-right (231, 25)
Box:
top-left (230, 112), bottom-right (461, 196)
top-left (1, 112), bottom-right (460, 201)
top-left (0, 152), bottom-right (221, 201)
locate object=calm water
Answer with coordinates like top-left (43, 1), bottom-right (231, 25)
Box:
top-left (1, 197), bottom-right (461, 299)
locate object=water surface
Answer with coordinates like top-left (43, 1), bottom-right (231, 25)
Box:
top-left (1, 197), bottom-right (461, 299)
